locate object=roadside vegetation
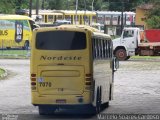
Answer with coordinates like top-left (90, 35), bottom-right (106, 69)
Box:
top-left (0, 68), bottom-right (5, 79)
top-left (0, 50), bottom-right (30, 59)
top-left (131, 56), bottom-right (160, 60)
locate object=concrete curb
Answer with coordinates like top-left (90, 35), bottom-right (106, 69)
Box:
top-left (0, 68), bottom-right (8, 79)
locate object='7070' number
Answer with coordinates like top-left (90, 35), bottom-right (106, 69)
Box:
top-left (39, 82), bottom-right (52, 87)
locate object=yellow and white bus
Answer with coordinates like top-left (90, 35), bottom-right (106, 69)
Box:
top-left (0, 15), bottom-right (39, 49)
top-left (56, 10), bottom-right (96, 25)
top-left (30, 25), bottom-right (118, 115)
top-left (30, 10), bottom-right (96, 25)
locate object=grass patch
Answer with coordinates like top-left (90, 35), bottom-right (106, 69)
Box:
top-left (0, 50), bottom-right (29, 55)
top-left (131, 56), bottom-right (160, 60)
top-left (0, 50), bottom-right (30, 59)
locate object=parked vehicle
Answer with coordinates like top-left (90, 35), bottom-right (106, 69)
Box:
top-left (30, 25), bottom-right (118, 115)
top-left (53, 19), bottom-right (71, 26)
top-left (0, 15), bottom-right (39, 49)
top-left (112, 27), bottom-right (160, 60)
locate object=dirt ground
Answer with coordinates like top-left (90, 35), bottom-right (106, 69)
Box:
top-left (0, 58), bottom-right (160, 119)
top-left (106, 57), bottom-right (160, 114)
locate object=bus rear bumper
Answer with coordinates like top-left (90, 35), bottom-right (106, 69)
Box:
top-left (31, 91), bottom-right (93, 105)
top-left (34, 104), bottom-right (96, 114)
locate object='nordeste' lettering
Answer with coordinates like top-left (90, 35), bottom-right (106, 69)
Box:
top-left (40, 56), bottom-right (82, 61)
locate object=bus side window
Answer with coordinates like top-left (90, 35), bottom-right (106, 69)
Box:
top-left (110, 40), bottom-right (113, 58)
top-left (98, 39), bottom-right (101, 59)
top-left (93, 38), bottom-right (97, 59)
top-left (102, 40), bottom-right (106, 59)
top-left (104, 40), bottom-right (107, 58)
top-left (95, 38), bottom-right (99, 59)
top-left (108, 40), bottom-right (110, 58)
top-left (108, 40), bottom-right (111, 58)
top-left (101, 39), bottom-right (104, 59)
top-left (105, 40), bottom-right (108, 58)
top-left (92, 38), bottom-right (95, 59)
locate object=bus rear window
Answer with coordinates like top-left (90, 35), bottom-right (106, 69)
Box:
top-left (36, 31), bottom-right (86, 50)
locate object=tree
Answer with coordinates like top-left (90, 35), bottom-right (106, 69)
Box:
top-left (0, 0), bottom-right (15, 13)
top-left (108, 0), bottom-right (152, 11)
top-left (145, 1), bottom-right (160, 29)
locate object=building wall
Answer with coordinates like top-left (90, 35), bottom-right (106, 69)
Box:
top-left (135, 8), bottom-right (148, 29)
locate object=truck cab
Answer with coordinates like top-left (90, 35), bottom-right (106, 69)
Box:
top-left (112, 27), bottom-right (141, 60)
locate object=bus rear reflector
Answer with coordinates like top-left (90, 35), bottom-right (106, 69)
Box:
top-left (86, 74), bottom-right (92, 77)
top-left (31, 74), bottom-right (36, 77)
top-left (31, 78), bottom-right (36, 81)
top-left (85, 82), bottom-right (91, 85)
top-left (31, 82), bottom-right (36, 86)
top-left (86, 78), bottom-right (91, 81)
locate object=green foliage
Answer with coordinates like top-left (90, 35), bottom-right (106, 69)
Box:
top-left (146, 16), bottom-right (160, 29)
top-left (145, 1), bottom-right (160, 29)
top-left (0, 0), bottom-right (15, 13)
top-left (0, 0), bottom-right (28, 14)
top-left (0, 0), bottom-right (157, 14)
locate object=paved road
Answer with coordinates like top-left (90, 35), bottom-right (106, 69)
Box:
top-left (0, 59), bottom-right (160, 120)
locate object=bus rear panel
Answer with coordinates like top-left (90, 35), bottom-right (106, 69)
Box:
top-left (30, 27), bottom-right (93, 109)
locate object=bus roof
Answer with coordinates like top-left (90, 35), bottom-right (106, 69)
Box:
top-left (96, 11), bottom-right (135, 15)
top-left (59, 25), bottom-right (100, 32)
top-left (34, 25), bottom-right (111, 39)
top-left (93, 32), bottom-right (111, 39)
top-left (46, 10), bottom-right (96, 15)
top-left (0, 15), bottom-right (34, 20)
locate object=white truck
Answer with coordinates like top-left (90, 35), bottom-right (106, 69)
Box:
top-left (112, 27), bottom-right (160, 60)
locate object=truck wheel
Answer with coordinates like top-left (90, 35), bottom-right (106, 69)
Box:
top-left (115, 49), bottom-right (127, 61)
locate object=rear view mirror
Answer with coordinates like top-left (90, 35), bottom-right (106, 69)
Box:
top-left (113, 57), bottom-right (119, 72)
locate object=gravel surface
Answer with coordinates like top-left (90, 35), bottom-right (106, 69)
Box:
top-left (0, 58), bottom-right (160, 119)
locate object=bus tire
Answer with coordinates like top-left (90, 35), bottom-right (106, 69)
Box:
top-left (101, 102), bottom-right (109, 110)
top-left (96, 87), bottom-right (101, 113)
top-left (115, 49), bottom-right (127, 61)
top-left (23, 41), bottom-right (29, 50)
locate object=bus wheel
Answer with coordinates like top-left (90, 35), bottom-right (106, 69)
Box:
top-left (23, 41), bottom-right (29, 50)
top-left (38, 106), bottom-right (56, 115)
top-left (96, 87), bottom-right (101, 113)
top-left (101, 102), bottom-right (109, 110)
top-left (115, 49), bottom-right (127, 61)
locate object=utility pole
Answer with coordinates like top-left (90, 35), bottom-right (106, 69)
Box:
top-left (75, 0), bottom-right (78, 24)
top-left (84, 0), bottom-right (86, 24)
top-left (67, 0), bottom-right (69, 10)
top-left (121, 0), bottom-right (124, 34)
top-left (36, 0), bottom-right (39, 15)
top-left (42, 0), bottom-right (44, 10)
top-left (29, 0), bottom-right (32, 17)
top-left (92, 0), bottom-right (95, 11)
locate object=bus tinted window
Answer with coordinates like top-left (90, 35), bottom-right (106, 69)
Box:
top-left (36, 31), bottom-right (86, 50)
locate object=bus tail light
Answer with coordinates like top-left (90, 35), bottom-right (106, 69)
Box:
top-left (31, 73), bottom-right (37, 91)
top-left (31, 82), bottom-right (36, 86)
top-left (86, 74), bottom-right (92, 77)
top-left (85, 73), bottom-right (92, 90)
top-left (31, 74), bottom-right (36, 77)
top-left (31, 78), bottom-right (36, 81)
top-left (85, 82), bottom-right (91, 85)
